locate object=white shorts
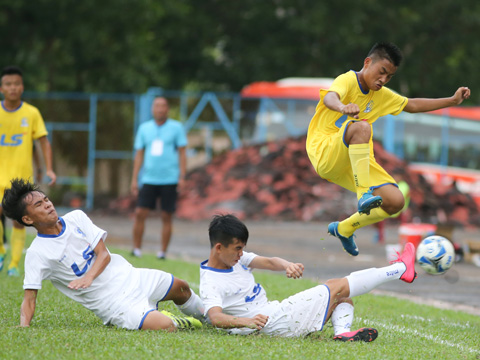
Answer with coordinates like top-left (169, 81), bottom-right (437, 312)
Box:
top-left (261, 285), bottom-right (331, 337)
top-left (107, 268), bottom-right (174, 330)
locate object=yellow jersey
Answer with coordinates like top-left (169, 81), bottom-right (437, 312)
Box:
top-left (307, 70), bottom-right (408, 137)
top-left (0, 101), bottom-right (48, 190)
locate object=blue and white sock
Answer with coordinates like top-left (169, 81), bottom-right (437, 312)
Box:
top-left (331, 302), bottom-right (354, 335)
top-left (346, 263), bottom-right (406, 298)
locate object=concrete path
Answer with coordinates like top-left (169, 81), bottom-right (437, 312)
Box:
top-left (90, 213), bottom-right (480, 316)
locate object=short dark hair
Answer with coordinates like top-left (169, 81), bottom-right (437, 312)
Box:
top-left (367, 42), bottom-right (403, 67)
top-left (208, 214), bottom-right (249, 248)
top-left (2, 178), bottom-right (41, 227)
top-left (1, 66), bottom-right (23, 79)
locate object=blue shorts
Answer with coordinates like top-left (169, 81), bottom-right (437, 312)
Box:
top-left (137, 184), bottom-right (178, 213)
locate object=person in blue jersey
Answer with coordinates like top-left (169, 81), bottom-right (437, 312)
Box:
top-left (2, 178), bottom-right (204, 331)
top-left (306, 42), bottom-right (470, 256)
top-left (130, 97), bottom-right (187, 260)
top-left (0, 66), bottom-right (57, 276)
top-left (200, 214), bottom-right (417, 342)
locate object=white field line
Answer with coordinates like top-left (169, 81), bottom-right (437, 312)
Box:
top-left (399, 314), bottom-right (473, 329)
top-left (371, 289), bottom-right (480, 317)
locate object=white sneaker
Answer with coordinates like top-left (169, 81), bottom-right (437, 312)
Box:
top-left (132, 248), bottom-right (142, 257)
top-left (157, 251), bottom-right (166, 260)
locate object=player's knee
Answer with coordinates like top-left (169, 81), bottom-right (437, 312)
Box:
top-left (355, 119), bottom-right (371, 130)
top-left (161, 211), bottom-right (173, 223)
top-left (383, 193), bottom-right (405, 215)
top-left (170, 278), bottom-right (192, 304)
top-left (345, 121), bottom-right (371, 145)
top-left (141, 311), bottom-right (176, 331)
top-left (394, 196), bottom-right (405, 213)
top-left (325, 278), bottom-right (350, 301)
top-left (135, 208), bottom-right (149, 220)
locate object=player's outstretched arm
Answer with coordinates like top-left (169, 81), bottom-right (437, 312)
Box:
top-left (207, 307), bottom-right (268, 330)
top-left (249, 256), bottom-right (304, 279)
top-left (20, 289), bottom-right (38, 327)
top-left (404, 86), bottom-right (470, 113)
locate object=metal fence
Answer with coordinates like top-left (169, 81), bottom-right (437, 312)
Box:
top-left (23, 88), bottom-right (480, 210)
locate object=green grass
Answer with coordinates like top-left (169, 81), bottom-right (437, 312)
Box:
top-left (1, 246), bottom-right (480, 360)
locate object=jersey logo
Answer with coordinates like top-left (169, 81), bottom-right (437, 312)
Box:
top-left (71, 246), bottom-right (95, 277)
top-left (364, 100), bottom-right (374, 113)
top-left (76, 227), bottom-right (86, 237)
top-left (21, 117), bottom-right (28, 127)
top-left (245, 283), bottom-right (262, 303)
top-left (0, 134), bottom-right (23, 146)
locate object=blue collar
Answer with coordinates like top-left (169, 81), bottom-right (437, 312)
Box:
top-left (37, 217), bottom-right (66, 238)
top-left (1, 101), bottom-right (23, 112)
top-left (200, 259), bottom-right (233, 273)
top-left (353, 71), bottom-right (369, 95)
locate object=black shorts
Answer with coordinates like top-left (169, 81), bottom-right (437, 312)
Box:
top-left (137, 184), bottom-right (178, 213)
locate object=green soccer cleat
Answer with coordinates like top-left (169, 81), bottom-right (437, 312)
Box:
top-left (160, 310), bottom-right (202, 330)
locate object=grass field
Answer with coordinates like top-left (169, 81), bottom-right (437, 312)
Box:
top-left (1, 246), bottom-right (479, 360)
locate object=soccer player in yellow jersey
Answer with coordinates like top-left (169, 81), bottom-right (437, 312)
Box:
top-left (0, 66), bottom-right (56, 276)
top-left (306, 42), bottom-right (470, 256)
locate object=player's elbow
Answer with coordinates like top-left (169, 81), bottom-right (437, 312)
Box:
top-left (323, 92), bottom-right (340, 109)
top-left (404, 100), bottom-right (423, 113)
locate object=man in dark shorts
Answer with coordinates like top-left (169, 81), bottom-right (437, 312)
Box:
top-left (130, 97), bottom-right (187, 259)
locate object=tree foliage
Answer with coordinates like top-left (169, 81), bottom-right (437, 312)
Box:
top-left (0, 0), bottom-right (478, 101)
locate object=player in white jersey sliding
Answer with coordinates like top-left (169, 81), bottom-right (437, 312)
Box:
top-left (2, 178), bottom-right (205, 331)
top-left (200, 214), bottom-right (417, 342)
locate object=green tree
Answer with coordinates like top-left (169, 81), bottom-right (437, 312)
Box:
top-left (0, 0), bottom-right (478, 100)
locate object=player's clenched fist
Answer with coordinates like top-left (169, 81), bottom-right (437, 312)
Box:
top-left (286, 262), bottom-right (304, 279)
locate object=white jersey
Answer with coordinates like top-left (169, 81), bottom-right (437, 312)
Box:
top-left (24, 210), bottom-right (143, 326)
top-left (200, 251), bottom-right (279, 318)
top-left (200, 251), bottom-right (331, 337)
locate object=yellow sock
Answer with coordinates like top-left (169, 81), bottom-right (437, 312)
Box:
top-left (338, 207), bottom-right (391, 237)
top-left (0, 219), bottom-right (5, 255)
top-left (349, 143), bottom-right (370, 198)
top-left (9, 227), bottom-right (26, 269)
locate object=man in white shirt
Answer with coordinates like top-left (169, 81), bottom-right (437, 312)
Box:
top-left (200, 214), bottom-right (417, 341)
top-left (2, 178), bottom-right (205, 331)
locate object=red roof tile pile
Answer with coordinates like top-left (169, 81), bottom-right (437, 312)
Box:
top-left (175, 136), bottom-right (479, 227)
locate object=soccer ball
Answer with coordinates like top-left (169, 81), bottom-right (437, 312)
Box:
top-left (416, 235), bottom-right (455, 275)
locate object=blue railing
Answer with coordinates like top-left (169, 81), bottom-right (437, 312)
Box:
top-left (21, 89), bottom-right (480, 210)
